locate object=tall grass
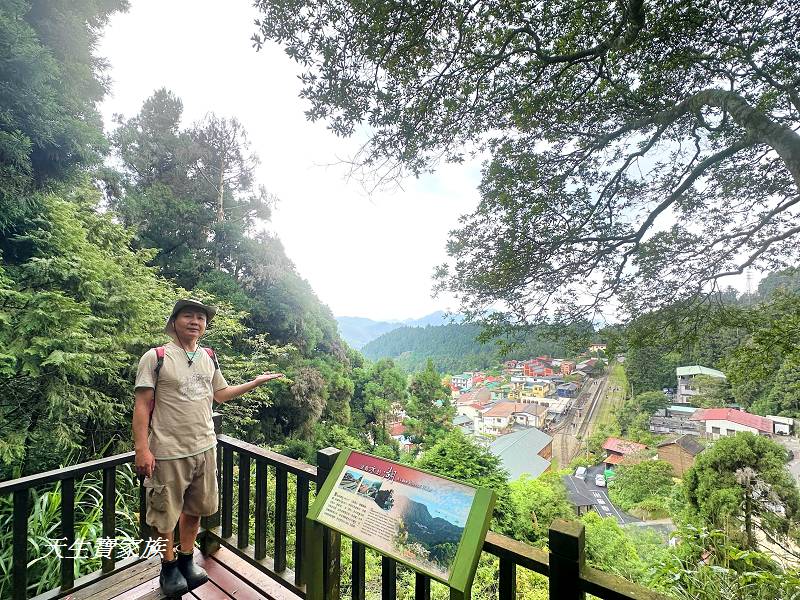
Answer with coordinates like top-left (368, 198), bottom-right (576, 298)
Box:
top-left (0, 459), bottom-right (142, 598)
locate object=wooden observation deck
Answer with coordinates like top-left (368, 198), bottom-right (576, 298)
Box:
top-left (0, 415), bottom-right (667, 600)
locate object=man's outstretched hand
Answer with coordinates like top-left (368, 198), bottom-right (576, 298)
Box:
top-left (254, 372), bottom-right (284, 385)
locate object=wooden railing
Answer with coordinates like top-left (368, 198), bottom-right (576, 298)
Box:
top-left (0, 415), bottom-right (668, 600)
top-left (0, 449), bottom-right (148, 600)
top-left (197, 433), bottom-right (320, 597)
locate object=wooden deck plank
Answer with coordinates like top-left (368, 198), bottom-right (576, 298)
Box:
top-left (194, 550), bottom-right (269, 599)
top-left (63, 556), bottom-right (161, 600)
top-left (104, 575), bottom-right (162, 600)
top-left (206, 547), bottom-right (302, 600)
top-left (55, 545), bottom-right (300, 600)
top-left (190, 580), bottom-right (235, 599)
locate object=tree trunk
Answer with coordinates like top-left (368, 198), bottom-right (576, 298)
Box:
top-left (216, 158), bottom-right (225, 224)
top-left (744, 483), bottom-right (754, 549)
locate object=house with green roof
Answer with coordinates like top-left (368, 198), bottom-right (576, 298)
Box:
top-left (676, 365), bottom-right (726, 404)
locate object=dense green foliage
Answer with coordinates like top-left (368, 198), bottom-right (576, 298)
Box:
top-left (0, 184), bottom-right (173, 476)
top-left (404, 360), bottom-right (455, 451)
top-left (685, 433), bottom-right (800, 553)
top-left (608, 460), bottom-right (675, 517)
top-left (724, 292), bottom-right (800, 417)
top-left (0, 0), bottom-right (126, 230)
top-left (651, 525), bottom-right (800, 600)
top-left (616, 392), bottom-right (670, 436)
top-left (0, 0), bottom-right (393, 478)
top-left (509, 473), bottom-right (575, 546)
top-left (361, 323), bottom-right (564, 373)
top-left (620, 281), bottom-right (800, 420)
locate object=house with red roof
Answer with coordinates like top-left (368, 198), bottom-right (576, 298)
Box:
top-left (388, 422), bottom-right (406, 437)
top-left (690, 408), bottom-right (775, 438)
top-left (388, 422), bottom-right (413, 451)
top-left (602, 437), bottom-right (647, 469)
top-left (523, 358), bottom-right (554, 378)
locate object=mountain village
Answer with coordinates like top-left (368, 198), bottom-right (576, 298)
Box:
top-left (386, 350), bottom-right (800, 542)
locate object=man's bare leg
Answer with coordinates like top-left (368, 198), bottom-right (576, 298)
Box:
top-left (175, 512), bottom-right (208, 588)
top-left (157, 528), bottom-right (175, 561)
top-left (179, 513), bottom-right (201, 552)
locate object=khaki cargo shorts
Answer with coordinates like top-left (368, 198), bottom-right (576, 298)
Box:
top-left (144, 447), bottom-right (218, 534)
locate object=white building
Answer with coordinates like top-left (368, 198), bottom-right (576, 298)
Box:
top-left (675, 365), bottom-right (726, 404)
top-left (512, 404), bottom-right (548, 429)
top-left (451, 372), bottom-right (473, 391)
top-left (767, 415), bottom-right (794, 436)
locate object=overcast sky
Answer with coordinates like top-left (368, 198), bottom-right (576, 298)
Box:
top-left (98, 1), bottom-right (481, 322)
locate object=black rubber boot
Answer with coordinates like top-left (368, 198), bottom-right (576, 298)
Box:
top-left (176, 547), bottom-right (209, 590)
top-left (159, 557), bottom-right (189, 598)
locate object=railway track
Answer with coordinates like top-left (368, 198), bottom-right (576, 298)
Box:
top-left (552, 375), bottom-right (608, 466)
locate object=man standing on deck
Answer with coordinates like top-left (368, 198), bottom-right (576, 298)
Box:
top-left (132, 299), bottom-right (283, 597)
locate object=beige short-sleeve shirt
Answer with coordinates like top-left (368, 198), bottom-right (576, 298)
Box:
top-left (135, 341), bottom-right (228, 460)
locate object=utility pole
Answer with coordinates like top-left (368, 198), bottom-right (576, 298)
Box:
top-left (745, 268), bottom-right (753, 305)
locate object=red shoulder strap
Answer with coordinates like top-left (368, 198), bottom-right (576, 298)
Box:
top-left (203, 347), bottom-right (219, 370)
top-left (148, 347), bottom-right (166, 427)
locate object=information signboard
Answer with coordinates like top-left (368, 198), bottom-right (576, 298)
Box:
top-left (308, 449), bottom-right (495, 595)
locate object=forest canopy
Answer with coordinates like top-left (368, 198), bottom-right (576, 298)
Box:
top-left (253, 0), bottom-right (800, 326)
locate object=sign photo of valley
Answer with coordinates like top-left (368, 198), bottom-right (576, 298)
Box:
top-left (390, 492), bottom-right (466, 577)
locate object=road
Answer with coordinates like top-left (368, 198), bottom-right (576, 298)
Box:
top-left (562, 464), bottom-right (640, 525)
top-left (550, 375), bottom-right (610, 468)
top-left (776, 435), bottom-right (800, 486)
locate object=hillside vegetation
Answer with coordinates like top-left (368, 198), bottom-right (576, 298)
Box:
top-left (361, 323), bottom-right (564, 373)
top-left (0, 2), bottom-right (352, 478)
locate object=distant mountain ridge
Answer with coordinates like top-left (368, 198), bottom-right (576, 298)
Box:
top-left (336, 311), bottom-right (459, 349)
top-left (360, 322), bottom-right (564, 373)
top-left (395, 495), bottom-right (463, 546)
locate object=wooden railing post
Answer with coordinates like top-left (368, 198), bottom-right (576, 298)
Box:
top-left (254, 459), bottom-right (268, 560)
top-left (352, 541), bottom-right (367, 600)
top-left (381, 556), bottom-right (397, 600)
top-left (221, 445), bottom-right (234, 538)
top-left (498, 556), bottom-right (515, 600)
top-left (414, 572), bottom-right (430, 600)
top-left (102, 466), bottom-right (116, 572)
top-left (317, 447), bottom-right (341, 600)
top-left (274, 467), bottom-right (288, 571)
top-left (12, 489), bottom-right (28, 600)
top-left (237, 453), bottom-right (251, 548)
top-left (548, 519), bottom-right (586, 600)
top-left (61, 477), bottom-right (75, 590)
top-left (295, 477), bottom-right (309, 587)
top-left (200, 412), bottom-right (222, 555)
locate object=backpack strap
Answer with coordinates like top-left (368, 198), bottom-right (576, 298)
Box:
top-left (148, 346), bottom-right (166, 427)
top-left (203, 346), bottom-right (219, 370)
